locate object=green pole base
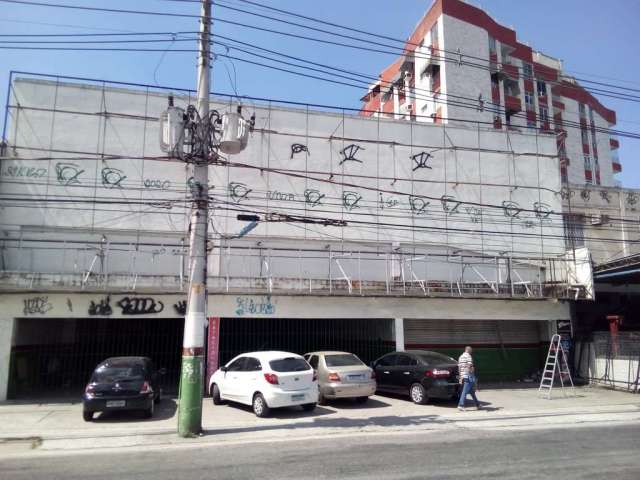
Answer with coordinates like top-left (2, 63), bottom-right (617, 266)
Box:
top-left (178, 354), bottom-right (204, 438)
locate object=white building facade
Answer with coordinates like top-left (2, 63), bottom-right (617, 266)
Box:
top-left (0, 73), bottom-right (585, 400)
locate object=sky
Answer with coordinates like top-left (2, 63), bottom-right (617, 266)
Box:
top-left (0, 0), bottom-right (638, 186)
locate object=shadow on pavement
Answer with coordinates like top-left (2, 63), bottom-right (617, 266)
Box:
top-left (218, 401), bottom-right (335, 419)
top-left (320, 398), bottom-right (391, 409)
top-left (93, 399), bottom-right (177, 423)
top-left (204, 412), bottom-right (449, 437)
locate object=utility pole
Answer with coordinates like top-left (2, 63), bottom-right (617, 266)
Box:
top-left (178, 0), bottom-right (211, 438)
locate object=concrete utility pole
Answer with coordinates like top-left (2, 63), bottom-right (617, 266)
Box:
top-left (178, 0), bottom-right (211, 438)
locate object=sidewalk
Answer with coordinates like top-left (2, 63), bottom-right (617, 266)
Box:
top-left (1, 386), bottom-right (639, 457)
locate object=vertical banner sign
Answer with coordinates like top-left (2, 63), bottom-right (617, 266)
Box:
top-left (207, 317), bottom-right (220, 388)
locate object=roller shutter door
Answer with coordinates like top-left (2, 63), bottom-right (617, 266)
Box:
top-left (405, 319), bottom-right (542, 347)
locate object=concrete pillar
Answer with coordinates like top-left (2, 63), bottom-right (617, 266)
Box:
top-left (395, 318), bottom-right (405, 352)
top-left (0, 317), bottom-right (15, 401)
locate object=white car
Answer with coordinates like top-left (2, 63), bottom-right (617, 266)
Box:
top-left (209, 351), bottom-right (318, 417)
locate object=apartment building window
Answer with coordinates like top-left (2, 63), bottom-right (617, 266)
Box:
top-left (523, 63), bottom-right (533, 79)
top-left (581, 129), bottom-right (589, 146)
top-left (564, 214), bottom-right (585, 248)
top-left (430, 22), bottom-right (439, 47)
top-left (539, 106), bottom-right (549, 126)
top-left (488, 35), bottom-right (496, 54)
top-left (579, 103), bottom-right (586, 118)
top-left (537, 80), bottom-right (547, 98)
top-left (584, 155), bottom-right (592, 170)
top-left (525, 91), bottom-right (534, 109)
top-left (589, 107), bottom-right (595, 124)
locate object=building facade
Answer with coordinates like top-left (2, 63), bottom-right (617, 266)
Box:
top-left (0, 73), bottom-right (588, 400)
top-left (360, 0), bottom-right (621, 188)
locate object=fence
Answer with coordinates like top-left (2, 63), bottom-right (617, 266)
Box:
top-left (575, 331), bottom-right (640, 392)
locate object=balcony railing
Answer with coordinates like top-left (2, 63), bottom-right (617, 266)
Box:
top-left (0, 244), bottom-right (591, 300)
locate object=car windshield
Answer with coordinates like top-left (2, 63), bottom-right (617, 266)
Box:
top-left (269, 357), bottom-right (309, 372)
top-left (324, 354), bottom-right (364, 367)
top-left (91, 365), bottom-right (145, 382)
top-left (417, 353), bottom-right (457, 365)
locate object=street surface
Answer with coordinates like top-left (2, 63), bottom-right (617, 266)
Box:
top-left (3, 424), bottom-right (639, 479)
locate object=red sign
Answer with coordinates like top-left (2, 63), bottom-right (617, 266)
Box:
top-left (206, 317), bottom-right (220, 389)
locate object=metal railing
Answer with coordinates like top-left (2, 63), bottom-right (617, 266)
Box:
top-left (0, 241), bottom-right (589, 299)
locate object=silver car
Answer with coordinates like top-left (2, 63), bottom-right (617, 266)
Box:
top-left (303, 351), bottom-right (376, 404)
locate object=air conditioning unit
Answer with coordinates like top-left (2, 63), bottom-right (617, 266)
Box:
top-left (591, 214), bottom-right (610, 226)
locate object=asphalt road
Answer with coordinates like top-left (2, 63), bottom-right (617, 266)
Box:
top-left (3, 424), bottom-right (639, 479)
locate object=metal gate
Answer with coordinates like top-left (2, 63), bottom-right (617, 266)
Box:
top-left (9, 317), bottom-right (183, 399)
top-left (219, 317), bottom-right (393, 367)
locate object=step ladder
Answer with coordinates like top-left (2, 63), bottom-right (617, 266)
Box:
top-left (539, 334), bottom-right (576, 399)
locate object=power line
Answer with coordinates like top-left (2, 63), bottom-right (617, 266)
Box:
top-left (215, 0), bottom-right (640, 100)
top-left (210, 36), bottom-right (640, 139)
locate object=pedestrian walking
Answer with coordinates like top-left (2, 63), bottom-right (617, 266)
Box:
top-left (458, 346), bottom-right (481, 411)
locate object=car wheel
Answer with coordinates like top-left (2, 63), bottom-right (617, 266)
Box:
top-left (144, 399), bottom-right (154, 419)
top-left (82, 411), bottom-right (93, 422)
top-left (410, 383), bottom-right (428, 405)
top-left (355, 396), bottom-right (369, 404)
top-left (252, 393), bottom-right (270, 418)
top-left (211, 384), bottom-right (225, 405)
top-left (301, 403), bottom-right (316, 412)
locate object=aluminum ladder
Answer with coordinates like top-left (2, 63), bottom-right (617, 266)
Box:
top-left (539, 334), bottom-right (576, 399)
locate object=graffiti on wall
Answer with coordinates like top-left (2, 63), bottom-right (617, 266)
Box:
top-left (174, 300), bottom-right (187, 315)
top-left (2, 165), bottom-right (47, 178)
top-left (339, 144), bottom-right (364, 165)
top-left (89, 296), bottom-right (113, 316)
top-left (117, 297), bottom-right (164, 315)
top-left (23, 296), bottom-right (53, 315)
top-left (290, 143), bottom-right (309, 159)
top-left (55, 162), bottom-right (85, 186)
top-left (101, 167), bottom-right (127, 188)
top-left (235, 296), bottom-right (276, 316)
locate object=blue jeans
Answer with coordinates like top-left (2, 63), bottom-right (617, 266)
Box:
top-left (458, 378), bottom-right (479, 407)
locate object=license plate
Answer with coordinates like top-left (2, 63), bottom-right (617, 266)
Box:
top-left (348, 374), bottom-right (364, 380)
top-left (106, 400), bottom-right (126, 408)
top-left (291, 394), bottom-right (305, 401)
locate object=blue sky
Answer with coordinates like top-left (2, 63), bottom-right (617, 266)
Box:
top-left (1, 0), bottom-right (638, 186)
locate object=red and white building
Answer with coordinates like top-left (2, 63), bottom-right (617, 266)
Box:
top-left (361, 0), bottom-right (621, 188)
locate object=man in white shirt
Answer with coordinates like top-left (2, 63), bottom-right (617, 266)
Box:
top-left (458, 346), bottom-right (481, 411)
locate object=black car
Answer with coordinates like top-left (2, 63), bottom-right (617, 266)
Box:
top-left (82, 357), bottom-right (165, 421)
top-left (372, 350), bottom-right (460, 404)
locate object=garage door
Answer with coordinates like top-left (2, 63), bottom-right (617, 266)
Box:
top-left (219, 317), bottom-right (393, 367)
top-left (9, 317), bottom-right (183, 399)
top-left (404, 319), bottom-right (545, 381)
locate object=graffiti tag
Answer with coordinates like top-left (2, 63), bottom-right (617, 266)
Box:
top-left (117, 297), bottom-right (164, 315)
top-left (229, 182), bottom-right (252, 203)
top-left (411, 152), bottom-right (433, 171)
top-left (174, 300), bottom-right (187, 316)
top-left (23, 296), bottom-right (53, 315)
top-left (342, 191), bottom-right (362, 210)
top-left (2, 165), bottom-right (47, 178)
top-left (267, 190), bottom-right (295, 202)
top-left (409, 196), bottom-right (430, 215)
top-left (88, 296), bottom-right (113, 316)
top-left (339, 144), bottom-right (364, 165)
top-left (379, 193), bottom-right (399, 210)
top-left (502, 201), bottom-right (523, 218)
top-left (101, 167), bottom-right (127, 188)
top-left (290, 143), bottom-right (309, 159)
top-left (441, 195), bottom-right (462, 215)
top-left (55, 162), bottom-right (84, 186)
top-left (304, 188), bottom-right (325, 207)
top-left (235, 296), bottom-right (276, 316)
top-left (144, 179), bottom-right (171, 190)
